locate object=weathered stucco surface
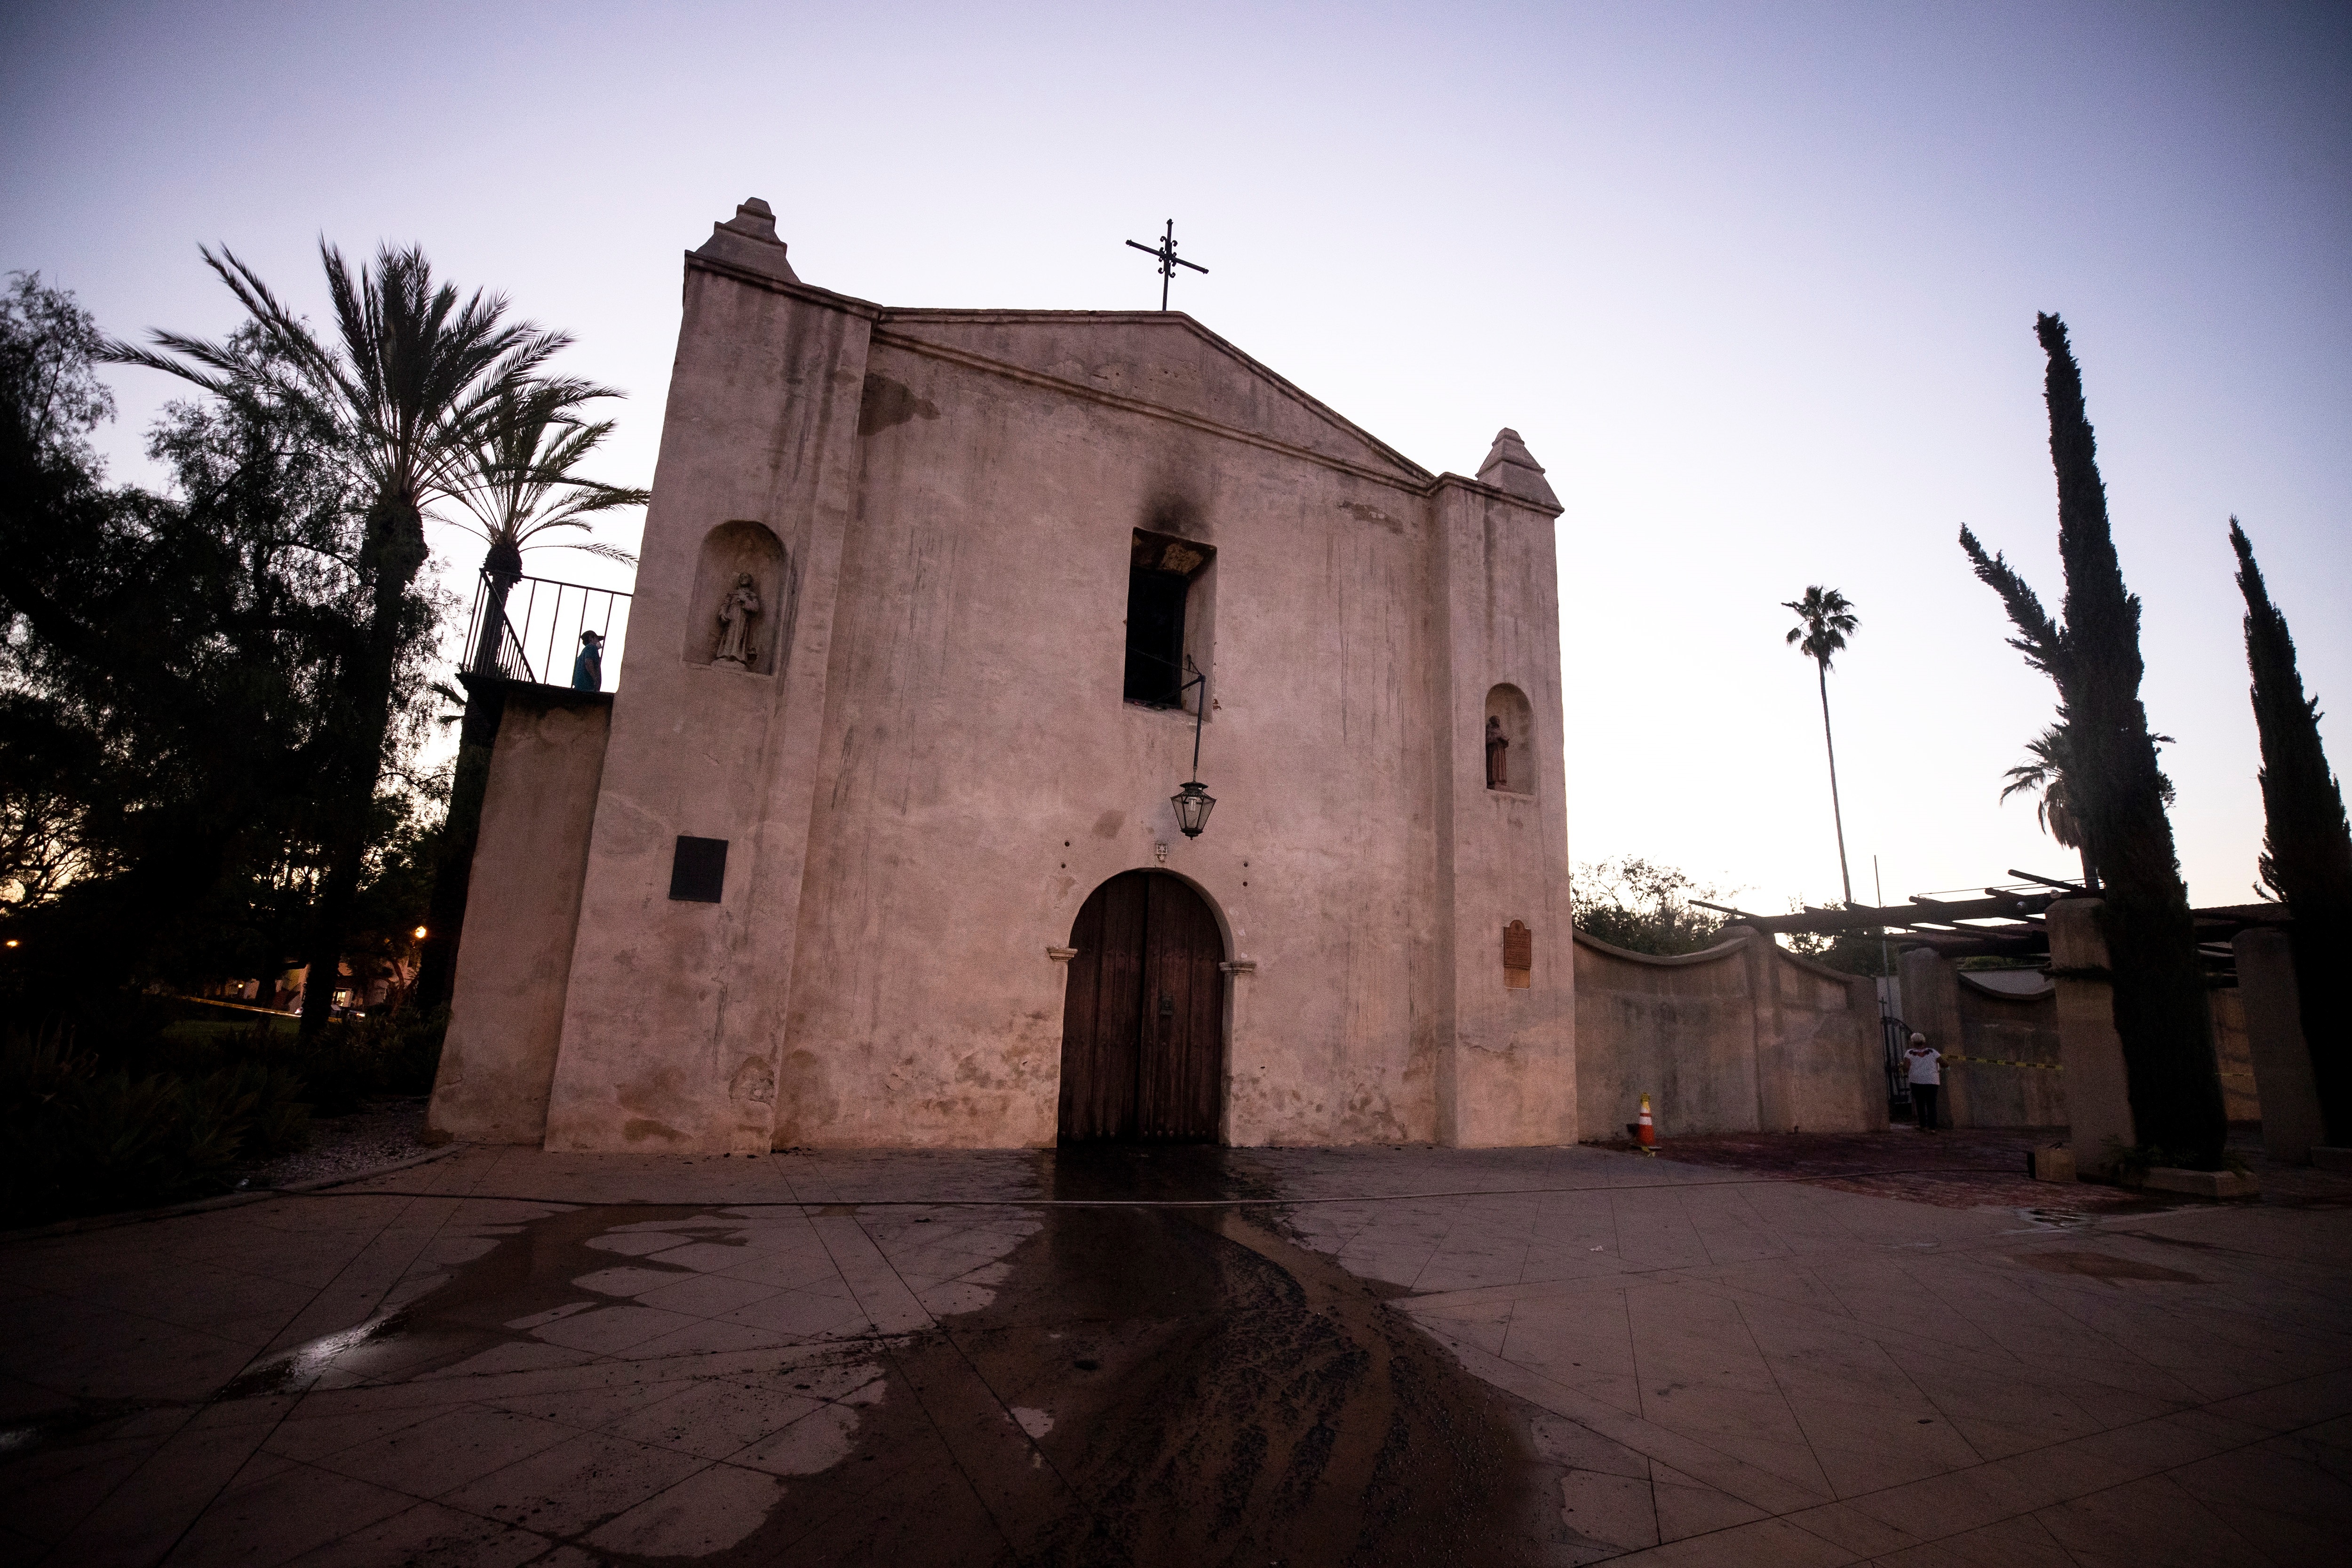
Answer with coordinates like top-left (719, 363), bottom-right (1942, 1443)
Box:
top-left (1571, 926), bottom-right (1883, 1140)
top-left (428, 692), bottom-right (612, 1144)
top-left (2238, 926), bottom-right (2322, 1161)
top-left (540, 236), bottom-right (874, 1156)
top-left (2208, 987), bottom-right (2261, 1123)
top-left (445, 201), bottom-right (1579, 1154)
top-left (2046, 899), bottom-right (2136, 1169)
top-left (1899, 949), bottom-right (2067, 1129)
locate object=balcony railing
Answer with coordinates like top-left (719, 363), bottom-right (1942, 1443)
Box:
top-left (464, 570), bottom-right (634, 692)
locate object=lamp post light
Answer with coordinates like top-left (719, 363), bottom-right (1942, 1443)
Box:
top-left (1170, 656), bottom-right (1216, 839)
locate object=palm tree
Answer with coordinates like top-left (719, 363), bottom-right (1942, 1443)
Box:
top-left (2001, 719), bottom-right (2174, 891)
top-left (413, 385), bottom-right (645, 1010)
top-left (2001, 724), bottom-right (2094, 889)
top-left (107, 242), bottom-right (572, 1039)
top-left (1782, 586), bottom-right (1860, 906)
top-left (447, 382), bottom-right (644, 673)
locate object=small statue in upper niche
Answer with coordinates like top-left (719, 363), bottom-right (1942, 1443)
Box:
top-left (1486, 715), bottom-right (1510, 790)
top-left (714, 573), bottom-right (763, 667)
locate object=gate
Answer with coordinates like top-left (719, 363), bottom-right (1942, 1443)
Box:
top-left (1881, 1016), bottom-right (1915, 1115)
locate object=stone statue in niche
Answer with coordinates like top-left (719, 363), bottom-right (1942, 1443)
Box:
top-left (1485, 715), bottom-right (1510, 789)
top-left (714, 573), bottom-right (763, 668)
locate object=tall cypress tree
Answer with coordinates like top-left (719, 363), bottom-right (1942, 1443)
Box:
top-left (2230, 518), bottom-right (2352, 1143)
top-left (1960, 313), bottom-right (2225, 1167)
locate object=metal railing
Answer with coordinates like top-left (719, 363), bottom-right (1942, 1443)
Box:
top-left (464, 570), bottom-right (633, 692)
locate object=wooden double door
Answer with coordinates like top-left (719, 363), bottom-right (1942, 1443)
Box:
top-left (1057, 871), bottom-right (1226, 1143)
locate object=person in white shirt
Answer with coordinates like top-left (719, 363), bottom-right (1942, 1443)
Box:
top-left (1904, 1033), bottom-right (1943, 1132)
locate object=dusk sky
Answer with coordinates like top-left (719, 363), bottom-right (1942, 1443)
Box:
top-left (6, 0), bottom-right (2346, 918)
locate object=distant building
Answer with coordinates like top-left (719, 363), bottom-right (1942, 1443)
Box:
top-left (430, 200), bottom-right (1576, 1154)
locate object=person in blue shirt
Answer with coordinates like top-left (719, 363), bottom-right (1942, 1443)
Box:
top-left (572, 629), bottom-right (605, 691)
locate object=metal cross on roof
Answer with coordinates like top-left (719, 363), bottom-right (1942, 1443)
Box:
top-left (1125, 219), bottom-right (1208, 311)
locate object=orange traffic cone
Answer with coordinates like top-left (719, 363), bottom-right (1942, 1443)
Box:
top-left (1637, 1094), bottom-right (1657, 1154)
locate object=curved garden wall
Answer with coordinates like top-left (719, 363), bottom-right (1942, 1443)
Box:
top-left (1573, 925), bottom-right (1885, 1142)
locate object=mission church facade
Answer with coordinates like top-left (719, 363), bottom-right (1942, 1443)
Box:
top-left (428, 199), bottom-right (1578, 1154)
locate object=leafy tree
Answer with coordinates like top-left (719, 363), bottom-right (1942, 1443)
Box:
top-left (0, 271), bottom-right (114, 468)
top-left (105, 244), bottom-right (572, 1038)
top-left (1780, 915), bottom-right (1898, 977)
top-left (0, 775), bottom-right (90, 909)
top-left (3, 288), bottom-right (370, 995)
top-left (1572, 858), bottom-right (1732, 956)
top-left (2230, 517), bottom-right (2352, 1142)
top-left (413, 383), bottom-right (641, 1009)
top-left (1782, 586), bottom-right (1860, 906)
top-left (3, 271), bottom-right (455, 1015)
top-left (1959, 313), bottom-right (2224, 1167)
top-left (0, 273), bottom-right (121, 927)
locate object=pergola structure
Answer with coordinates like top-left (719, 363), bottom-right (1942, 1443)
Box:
top-left (1692, 871), bottom-right (2292, 968)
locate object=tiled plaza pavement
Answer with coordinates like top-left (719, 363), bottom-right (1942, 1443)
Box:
top-left (1632, 1125), bottom-right (2333, 1216)
top-left (0, 1142), bottom-right (2346, 1566)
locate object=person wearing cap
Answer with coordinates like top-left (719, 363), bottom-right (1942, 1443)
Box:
top-left (572, 629), bottom-right (605, 692)
top-left (1904, 1032), bottom-right (1943, 1131)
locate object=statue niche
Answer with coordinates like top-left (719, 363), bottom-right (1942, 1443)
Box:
top-left (685, 521), bottom-right (789, 676)
top-left (1484, 684), bottom-right (1534, 796)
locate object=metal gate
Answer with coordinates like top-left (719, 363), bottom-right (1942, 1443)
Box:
top-left (1881, 1016), bottom-right (1914, 1114)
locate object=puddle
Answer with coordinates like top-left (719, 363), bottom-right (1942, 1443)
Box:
top-left (708, 1146), bottom-right (1581, 1566)
top-left (2108, 1229), bottom-right (2225, 1251)
top-left (0, 1394), bottom-right (164, 1462)
top-left (217, 1204), bottom-right (725, 1394)
top-left (2019, 1207), bottom-right (2094, 1229)
top-left (2010, 1249), bottom-right (2205, 1283)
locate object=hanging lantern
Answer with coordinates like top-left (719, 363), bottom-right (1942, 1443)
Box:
top-left (1166, 654), bottom-right (1216, 839)
top-left (1171, 779), bottom-right (1216, 839)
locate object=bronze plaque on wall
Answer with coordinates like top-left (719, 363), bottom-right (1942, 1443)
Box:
top-left (1503, 919), bottom-right (1532, 987)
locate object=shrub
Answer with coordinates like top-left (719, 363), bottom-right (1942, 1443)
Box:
top-left (0, 1021), bottom-right (312, 1226)
top-left (297, 1007), bottom-right (448, 1114)
top-left (1, 996), bottom-right (446, 1226)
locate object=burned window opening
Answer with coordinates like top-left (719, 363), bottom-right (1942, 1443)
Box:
top-left (1123, 529), bottom-right (1213, 711)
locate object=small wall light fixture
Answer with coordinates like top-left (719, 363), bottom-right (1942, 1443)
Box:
top-left (1170, 656), bottom-right (1216, 838)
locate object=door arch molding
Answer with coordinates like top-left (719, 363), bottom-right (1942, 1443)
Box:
top-left (1056, 870), bottom-right (1227, 1143)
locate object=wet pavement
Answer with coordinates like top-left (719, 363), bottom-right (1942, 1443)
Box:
top-left (1, 1142), bottom-right (2348, 1565)
top-left (711, 1149), bottom-right (1572, 1565)
top-left (1637, 1125), bottom-right (2352, 1217)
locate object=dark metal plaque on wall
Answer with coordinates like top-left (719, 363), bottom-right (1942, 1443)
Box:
top-left (670, 836), bottom-right (729, 902)
top-left (1502, 919), bottom-right (1532, 987)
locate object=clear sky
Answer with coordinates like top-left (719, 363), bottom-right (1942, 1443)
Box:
top-left (6, 0), bottom-right (2347, 915)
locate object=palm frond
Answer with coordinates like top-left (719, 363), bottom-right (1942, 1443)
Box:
top-left (1781, 584), bottom-right (1859, 670)
top-left (535, 539), bottom-right (640, 566)
top-left (444, 378), bottom-right (645, 571)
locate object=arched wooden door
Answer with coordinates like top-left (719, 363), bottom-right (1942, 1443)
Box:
top-left (1058, 870), bottom-right (1225, 1143)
